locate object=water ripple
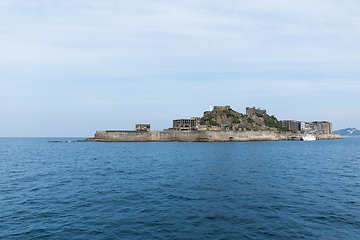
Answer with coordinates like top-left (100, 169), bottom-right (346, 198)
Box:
top-left (1, 138), bottom-right (360, 239)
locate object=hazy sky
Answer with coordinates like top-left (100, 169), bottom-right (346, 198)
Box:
top-left (1, 0), bottom-right (360, 137)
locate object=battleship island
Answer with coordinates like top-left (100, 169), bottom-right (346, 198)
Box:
top-left (85, 106), bottom-right (341, 142)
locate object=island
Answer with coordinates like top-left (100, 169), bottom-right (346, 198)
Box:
top-left (85, 106), bottom-right (341, 142)
top-left (333, 128), bottom-right (360, 137)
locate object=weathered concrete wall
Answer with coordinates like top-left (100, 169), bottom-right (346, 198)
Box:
top-left (276, 132), bottom-right (341, 141)
top-left (89, 130), bottom-right (280, 142)
top-left (315, 132), bottom-right (341, 140)
top-left (93, 131), bottom-right (149, 141)
top-left (86, 130), bottom-right (341, 142)
top-left (150, 130), bottom-right (275, 142)
top-left (195, 130), bottom-right (278, 142)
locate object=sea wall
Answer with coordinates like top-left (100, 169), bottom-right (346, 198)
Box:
top-left (86, 130), bottom-right (340, 142)
top-left (88, 130), bottom-right (277, 142)
top-left (93, 131), bottom-right (149, 141)
top-left (150, 130), bottom-right (278, 142)
top-left (276, 132), bottom-right (342, 141)
top-left (315, 132), bottom-right (342, 140)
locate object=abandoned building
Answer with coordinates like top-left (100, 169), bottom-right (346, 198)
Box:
top-left (170, 106), bottom-right (333, 134)
top-left (246, 107), bottom-right (266, 117)
top-left (280, 120), bottom-right (300, 132)
top-left (173, 117), bottom-right (200, 131)
top-left (135, 124), bottom-right (151, 131)
top-left (280, 120), bottom-right (332, 134)
top-left (301, 121), bottom-right (332, 134)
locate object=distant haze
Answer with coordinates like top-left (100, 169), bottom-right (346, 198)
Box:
top-left (1, 0), bottom-right (360, 137)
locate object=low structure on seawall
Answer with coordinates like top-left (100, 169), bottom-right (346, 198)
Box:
top-left (85, 106), bottom-right (341, 142)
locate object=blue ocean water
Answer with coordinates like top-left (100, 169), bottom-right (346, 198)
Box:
top-left (1, 137), bottom-right (360, 239)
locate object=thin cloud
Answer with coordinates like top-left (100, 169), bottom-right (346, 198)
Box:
top-left (1, 0), bottom-right (360, 136)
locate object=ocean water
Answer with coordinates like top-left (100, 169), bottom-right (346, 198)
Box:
top-left (1, 137), bottom-right (360, 239)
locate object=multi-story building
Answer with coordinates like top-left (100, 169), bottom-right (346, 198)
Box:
top-left (280, 120), bottom-right (300, 131)
top-left (299, 121), bottom-right (332, 134)
top-left (173, 117), bottom-right (200, 131)
top-left (300, 122), bottom-right (310, 132)
top-left (313, 121), bottom-right (332, 134)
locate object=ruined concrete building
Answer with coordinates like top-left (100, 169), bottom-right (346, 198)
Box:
top-left (213, 106), bottom-right (231, 111)
top-left (173, 117), bottom-right (200, 131)
top-left (280, 120), bottom-right (300, 132)
top-left (300, 121), bottom-right (332, 134)
top-left (171, 105), bottom-right (333, 134)
top-left (246, 107), bottom-right (266, 117)
top-left (280, 120), bottom-right (332, 134)
top-left (136, 124), bottom-right (151, 131)
top-left (86, 105), bottom-right (340, 142)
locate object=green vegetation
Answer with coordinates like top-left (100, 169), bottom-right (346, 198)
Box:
top-left (202, 116), bottom-right (215, 122)
top-left (200, 106), bottom-right (289, 132)
top-left (233, 118), bottom-right (240, 124)
top-left (223, 109), bottom-right (232, 116)
top-left (264, 114), bottom-right (287, 131)
top-left (209, 119), bottom-right (219, 126)
top-left (247, 117), bottom-right (254, 124)
top-left (223, 109), bottom-right (241, 124)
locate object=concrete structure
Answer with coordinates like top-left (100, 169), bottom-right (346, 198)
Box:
top-left (246, 107), bottom-right (266, 117)
top-left (280, 120), bottom-right (300, 132)
top-left (86, 105), bottom-right (339, 142)
top-left (281, 120), bottom-right (333, 134)
top-left (213, 106), bottom-right (230, 111)
top-left (197, 125), bottom-right (209, 131)
top-left (87, 129), bottom-right (341, 142)
top-left (313, 121), bottom-right (332, 134)
top-left (299, 121), bottom-right (332, 134)
top-left (173, 117), bottom-right (200, 131)
top-left (136, 124), bottom-right (151, 131)
top-left (300, 122), bottom-right (309, 132)
top-left (210, 126), bottom-right (219, 130)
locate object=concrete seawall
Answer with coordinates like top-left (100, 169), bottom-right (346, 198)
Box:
top-left (85, 130), bottom-right (341, 142)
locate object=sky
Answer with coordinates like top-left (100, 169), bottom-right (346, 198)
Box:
top-left (1, 0), bottom-right (360, 137)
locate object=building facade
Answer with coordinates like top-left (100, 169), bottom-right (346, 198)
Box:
top-left (173, 117), bottom-right (200, 131)
top-left (300, 121), bottom-right (332, 134)
top-left (246, 107), bottom-right (266, 117)
top-left (280, 120), bottom-right (300, 131)
top-left (281, 120), bottom-right (332, 134)
top-left (136, 124), bottom-right (151, 131)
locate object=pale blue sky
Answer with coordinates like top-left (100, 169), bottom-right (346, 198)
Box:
top-left (1, 0), bottom-right (360, 137)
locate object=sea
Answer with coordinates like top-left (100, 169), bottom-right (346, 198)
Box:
top-left (1, 137), bottom-right (359, 239)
